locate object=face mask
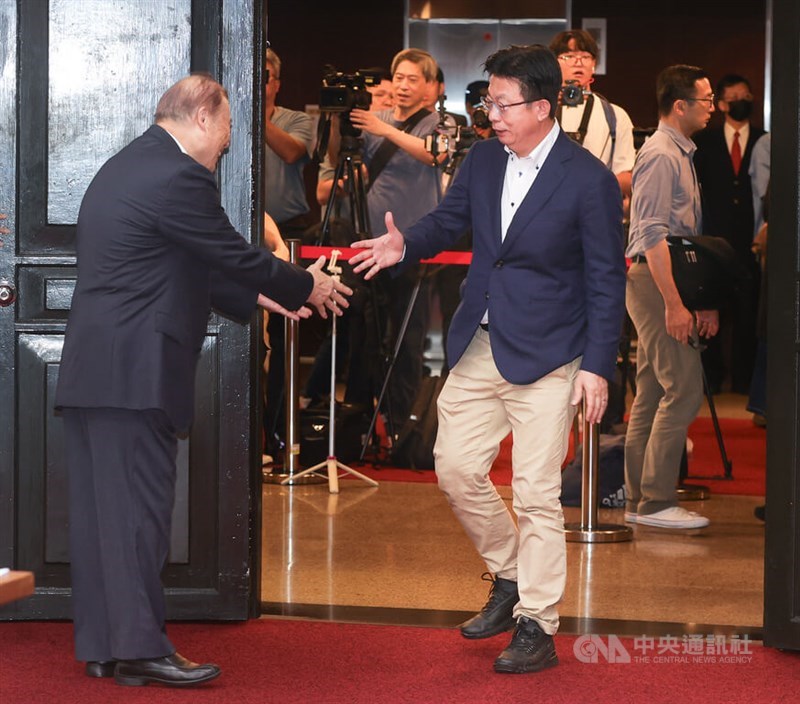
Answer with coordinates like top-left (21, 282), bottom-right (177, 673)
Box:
top-left (727, 99), bottom-right (753, 121)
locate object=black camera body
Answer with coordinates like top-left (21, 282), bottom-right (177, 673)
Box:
top-left (471, 105), bottom-right (490, 129)
top-left (320, 67), bottom-right (380, 113)
top-left (561, 79), bottom-right (585, 107)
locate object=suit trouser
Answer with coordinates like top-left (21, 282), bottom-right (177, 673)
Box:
top-left (434, 327), bottom-right (579, 635)
top-left (63, 407), bottom-right (177, 661)
top-left (624, 263), bottom-right (704, 515)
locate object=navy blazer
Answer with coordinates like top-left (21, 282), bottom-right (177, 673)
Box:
top-left (56, 125), bottom-right (313, 430)
top-left (404, 130), bottom-right (626, 383)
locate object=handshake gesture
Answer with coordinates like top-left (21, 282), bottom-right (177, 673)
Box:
top-left (349, 211), bottom-right (406, 279)
top-left (257, 254), bottom-right (353, 321)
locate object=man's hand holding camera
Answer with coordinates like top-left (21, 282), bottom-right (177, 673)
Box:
top-left (350, 211), bottom-right (405, 279)
top-left (348, 109), bottom-right (390, 138)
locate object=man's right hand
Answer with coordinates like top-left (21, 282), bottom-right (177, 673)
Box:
top-left (665, 302), bottom-right (695, 345)
top-left (349, 211), bottom-right (406, 280)
top-left (305, 256), bottom-right (352, 318)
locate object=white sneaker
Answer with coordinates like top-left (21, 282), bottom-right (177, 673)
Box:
top-left (636, 506), bottom-right (710, 529)
top-left (624, 512), bottom-right (638, 524)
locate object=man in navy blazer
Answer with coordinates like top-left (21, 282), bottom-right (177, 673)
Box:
top-left (351, 45), bottom-right (625, 674)
top-left (55, 74), bottom-right (349, 687)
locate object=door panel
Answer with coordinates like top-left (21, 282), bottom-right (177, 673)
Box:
top-left (0, 0), bottom-right (263, 621)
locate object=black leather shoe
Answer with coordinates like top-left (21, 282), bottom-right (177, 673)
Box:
top-left (114, 653), bottom-right (220, 687)
top-left (460, 572), bottom-right (518, 639)
top-left (494, 616), bottom-right (558, 674)
top-left (85, 661), bottom-right (116, 678)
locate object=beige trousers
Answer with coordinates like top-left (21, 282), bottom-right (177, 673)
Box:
top-left (434, 327), bottom-right (580, 635)
top-left (624, 262), bottom-right (704, 514)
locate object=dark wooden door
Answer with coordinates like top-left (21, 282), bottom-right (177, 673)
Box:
top-left (764, 0), bottom-right (800, 651)
top-left (0, 0), bottom-right (265, 620)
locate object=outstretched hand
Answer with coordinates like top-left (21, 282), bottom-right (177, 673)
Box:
top-left (257, 294), bottom-right (312, 321)
top-left (349, 211), bottom-right (406, 280)
top-left (305, 255), bottom-right (353, 318)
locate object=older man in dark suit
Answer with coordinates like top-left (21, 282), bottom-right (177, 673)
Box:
top-left (351, 45), bottom-right (625, 674)
top-left (55, 74), bottom-right (349, 687)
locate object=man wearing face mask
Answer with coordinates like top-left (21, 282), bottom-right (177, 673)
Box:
top-left (693, 75), bottom-right (765, 395)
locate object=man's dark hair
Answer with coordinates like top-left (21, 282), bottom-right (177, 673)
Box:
top-left (656, 64), bottom-right (708, 117)
top-left (548, 29), bottom-right (599, 58)
top-left (465, 80), bottom-right (489, 107)
top-left (484, 44), bottom-right (561, 118)
top-left (715, 73), bottom-right (751, 100)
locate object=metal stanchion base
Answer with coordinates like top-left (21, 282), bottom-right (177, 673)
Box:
top-left (676, 483), bottom-right (711, 501)
top-left (564, 523), bottom-right (633, 543)
top-left (262, 468), bottom-right (327, 485)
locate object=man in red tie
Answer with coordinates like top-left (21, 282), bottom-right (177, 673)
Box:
top-left (693, 74), bottom-right (766, 396)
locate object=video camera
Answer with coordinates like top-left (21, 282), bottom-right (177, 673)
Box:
top-left (320, 66), bottom-right (380, 114)
top-left (317, 66), bottom-right (383, 159)
top-left (561, 79), bottom-right (587, 107)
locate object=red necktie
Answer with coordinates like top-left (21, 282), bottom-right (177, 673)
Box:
top-left (731, 131), bottom-right (742, 176)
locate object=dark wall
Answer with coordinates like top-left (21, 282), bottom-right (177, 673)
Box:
top-left (572, 0), bottom-right (767, 129)
top-left (265, 0), bottom-right (405, 112)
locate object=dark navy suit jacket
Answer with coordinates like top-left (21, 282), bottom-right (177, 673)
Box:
top-left (56, 125), bottom-right (313, 431)
top-left (404, 130), bottom-right (626, 383)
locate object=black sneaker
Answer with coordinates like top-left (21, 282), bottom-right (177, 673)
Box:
top-left (494, 616), bottom-right (558, 674)
top-left (460, 572), bottom-right (518, 639)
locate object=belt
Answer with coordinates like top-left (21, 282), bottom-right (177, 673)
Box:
top-left (632, 254), bottom-right (647, 263)
top-left (479, 323), bottom-right (489, 331)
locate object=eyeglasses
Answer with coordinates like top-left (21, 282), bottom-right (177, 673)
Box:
top-left (481, 96), bottom-right (535, 115)
top-left (685, 95), bottom-right (715, 105)
top-left (558, 53), bottom-right (594, 65)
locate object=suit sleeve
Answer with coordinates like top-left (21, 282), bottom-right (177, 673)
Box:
top-left (158, 161), bottom-right (313, 311)
top-left (578, 166), bottom-right (627, 380)
top-left (401, 145), bottom-right (477, 264)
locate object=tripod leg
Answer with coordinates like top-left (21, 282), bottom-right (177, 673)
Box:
top-left (360, 275), bottom-right (424, 460)
top-left (701, 366), bottom-right (733, 478)
top-left (319, 156), bottom-right (349, 245)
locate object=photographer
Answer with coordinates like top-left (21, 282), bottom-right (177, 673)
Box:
top-left (549, 29), bottom-right (635, 200)
top-left (328, 48), bottom-right (443, 437)
top-left (465, 80), bottom-right (494, 140)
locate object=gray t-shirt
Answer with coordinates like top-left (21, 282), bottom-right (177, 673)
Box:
top-left (362, 109), bottom-right (442, 235)
top-left (626, 121), bottom-right (703, 257)
top-left (264, 106), bottom-right (314, 224)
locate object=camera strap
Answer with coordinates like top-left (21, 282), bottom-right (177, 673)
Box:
top-left (558, 93), bottom-right (618, 165)
top-left (366, 108), bottom-right (431, 192)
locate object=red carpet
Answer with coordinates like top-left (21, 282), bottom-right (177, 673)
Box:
top-left (351, 417), bottom-right (766, 497)
top-left (2, 619), bottom-right (798, 703)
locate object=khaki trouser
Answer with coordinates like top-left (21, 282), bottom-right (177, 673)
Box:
top-left (624, 262), bottom-right (704, 515)
top-left (434, 327), bottom-right (579, 635)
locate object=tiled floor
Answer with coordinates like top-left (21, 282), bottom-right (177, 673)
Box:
top-left (262, 393), bottom-right (765, 635)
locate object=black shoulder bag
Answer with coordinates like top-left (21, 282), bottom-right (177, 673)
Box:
top-left (666, 234), bottom-right (750, 310)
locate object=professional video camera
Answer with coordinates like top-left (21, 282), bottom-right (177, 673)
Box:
top-left (316, 66), bottom-right (382, 161)
top-left (320, 66), bottom-right (379, 114)
top-left (561, 79), bottom-right (587, 107)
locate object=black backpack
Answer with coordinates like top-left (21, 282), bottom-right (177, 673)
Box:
top-left (390, 374), bottom-right (447, 470)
